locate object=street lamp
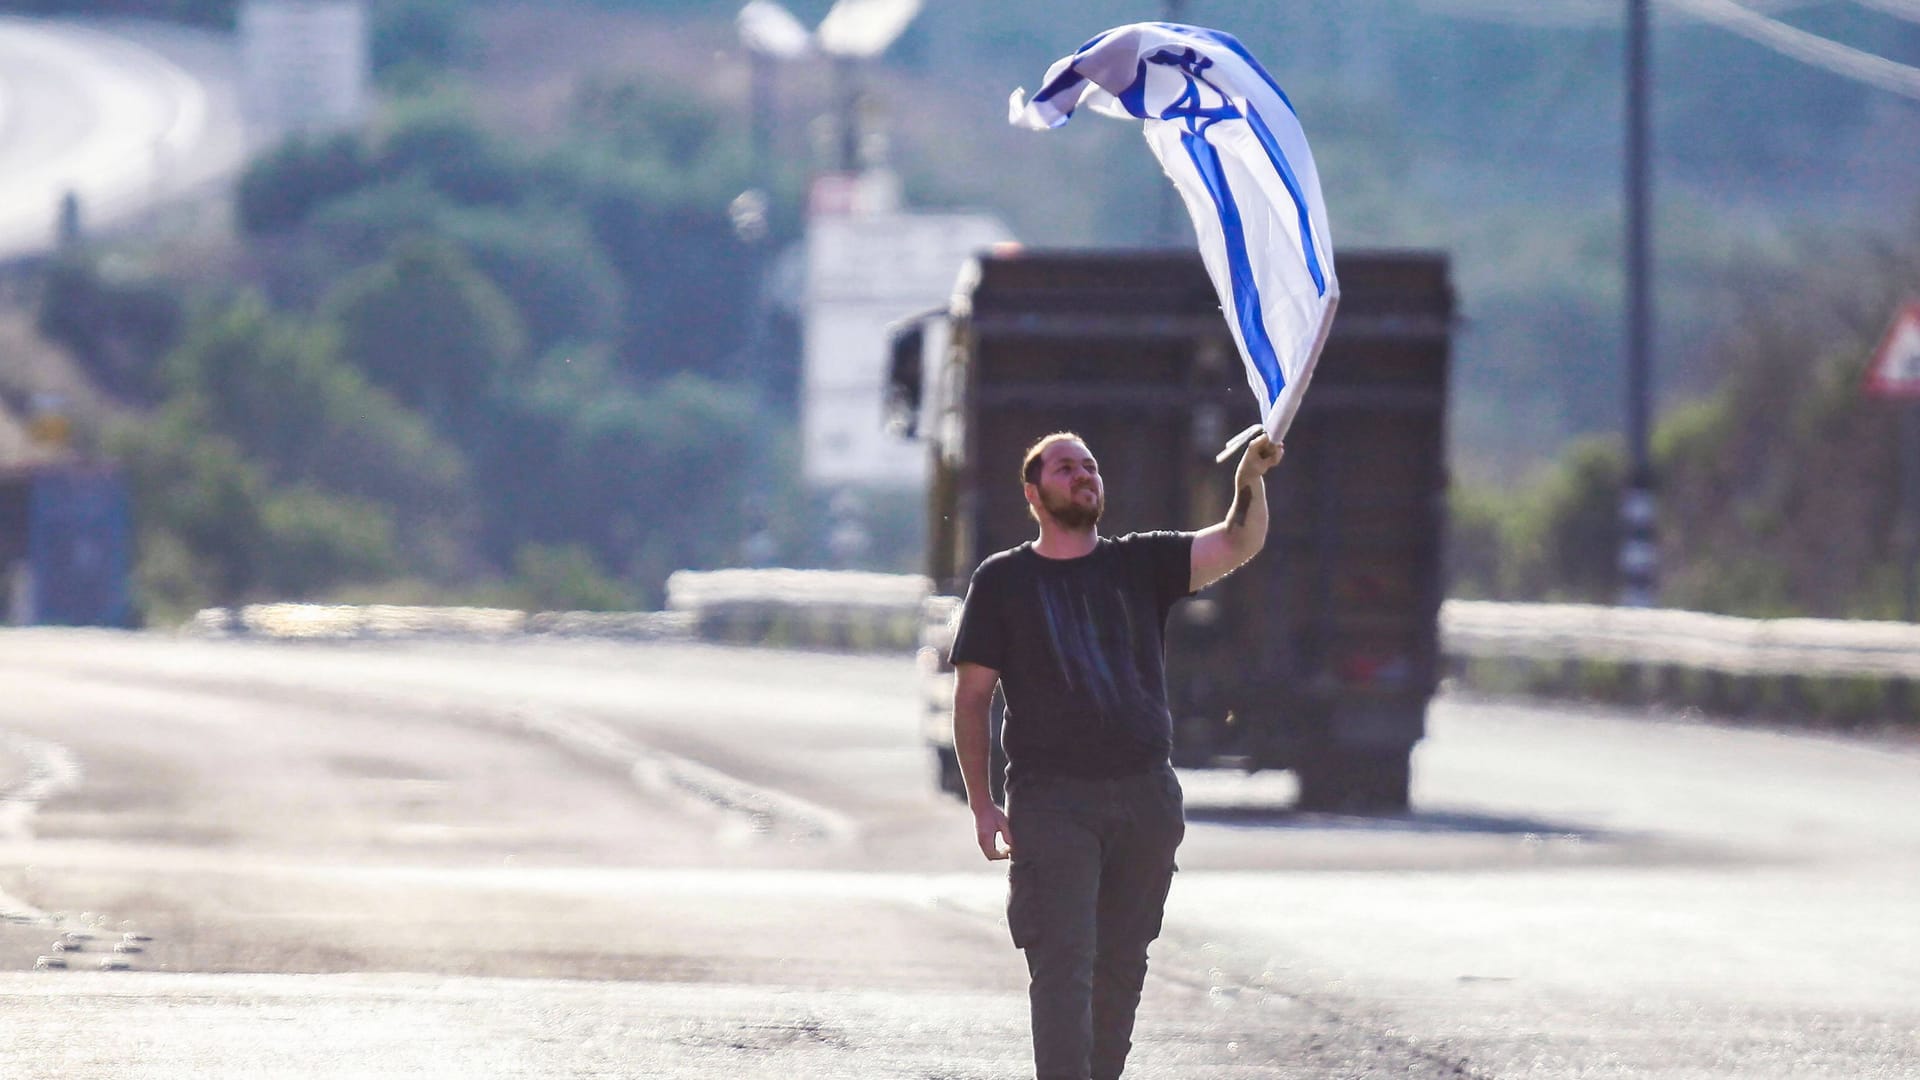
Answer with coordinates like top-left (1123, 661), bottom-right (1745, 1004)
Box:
top-left (816, 0), bottom-right (924, 171)
top-left (737, 1), bottom-right (810, 192)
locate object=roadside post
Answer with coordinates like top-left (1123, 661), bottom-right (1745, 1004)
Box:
top-left (1863, 300), bottom-right (1920, 624)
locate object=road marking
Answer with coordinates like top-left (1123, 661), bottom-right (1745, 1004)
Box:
top-left (0, 728), bottom-right (80, 845)
top-left (0, 728), bottom-right (82, 926)
top-left (497, 706), bottom-right (860, 847)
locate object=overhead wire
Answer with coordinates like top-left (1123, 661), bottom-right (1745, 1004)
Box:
top-left (1413, 0), bottom-right (1817, 28)
top-left (1423, 0), bottom-right (1920, 98)
top-left (1846, 0), bottom-right (1920, 24)
top-left (1664, 0), bottom-right (1920, 99)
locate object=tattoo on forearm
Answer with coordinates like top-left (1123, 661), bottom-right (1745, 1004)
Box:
top-left (1231, 485), bottom-right (1252, 529)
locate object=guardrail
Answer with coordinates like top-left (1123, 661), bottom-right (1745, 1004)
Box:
top-left (664, 569), bottom-right (932, 652)
top-left (1442, 600), bottom-right (1920, 725)
top-left (185, 575), bottom-right (1920, 726)
top-left (1441, 600), bottom-right (1920, 679)
top-left (187, 604), bottom-right (693, 641)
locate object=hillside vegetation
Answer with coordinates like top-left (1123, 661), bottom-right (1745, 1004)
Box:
top-left (5, 0), bottom-right (1918, 621)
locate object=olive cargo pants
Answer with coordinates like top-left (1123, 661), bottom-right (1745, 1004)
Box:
top-left (1005, 764), bottom-right (1185, 1080)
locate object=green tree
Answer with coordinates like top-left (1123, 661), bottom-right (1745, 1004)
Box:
top-left (160, 294), bottom-right (474, 550)
top-left (237, 133), bottom-right (377, 235)
top-left (311, 183), bottom-right (624, 353)
top-left (371, 0), bottom-right (472, 86)
top-left (469, 348), bottom-right (770, 602)
top-left (323, 235), bottom-right (528, 421)
top-left (375, 94), bottom-right (530, 207)
top-left (111, 407), bottom-right (270, 610)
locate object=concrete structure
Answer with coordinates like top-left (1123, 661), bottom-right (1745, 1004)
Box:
top-left (239, 0), bottom-right (368, 135)
top-left (801, 170), bottom-right (1009, 489)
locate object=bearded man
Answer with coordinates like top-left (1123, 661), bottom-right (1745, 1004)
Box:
top-left (948, 429), bottom-right (1283, 1080)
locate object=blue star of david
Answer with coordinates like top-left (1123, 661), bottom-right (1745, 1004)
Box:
top-left (1146, 48), bottom-right (1241, 135)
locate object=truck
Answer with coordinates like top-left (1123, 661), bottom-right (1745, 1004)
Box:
top-left (888, 247), bottom-right (1453, 812)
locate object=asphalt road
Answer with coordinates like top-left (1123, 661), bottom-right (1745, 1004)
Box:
top-left (0, 630), bottom-right (1916, 1078)
top-left (0, 16), bottom-right (247, 259)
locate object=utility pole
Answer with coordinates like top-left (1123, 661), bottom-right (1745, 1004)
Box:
top-left (1619, 0), bottom-right (1657, 608)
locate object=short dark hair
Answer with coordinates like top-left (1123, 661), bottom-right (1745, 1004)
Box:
top-left (1022, 432), bottom-right (1085, 485)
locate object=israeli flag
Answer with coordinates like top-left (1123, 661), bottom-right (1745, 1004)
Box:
top-left (1011, 23), bottom-right (1339, 443)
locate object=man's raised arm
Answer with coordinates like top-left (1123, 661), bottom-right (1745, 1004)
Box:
top-left (1190, 434), bottom-right (1284, 592)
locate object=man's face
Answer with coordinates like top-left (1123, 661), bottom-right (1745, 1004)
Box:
top-left (1029, 439), bottom-right (1104, 529)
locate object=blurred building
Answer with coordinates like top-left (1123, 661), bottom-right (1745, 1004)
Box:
top-left (801, 169), bottom-right (1010, 489)
top-left (239, 0), bottom-right (369, 135)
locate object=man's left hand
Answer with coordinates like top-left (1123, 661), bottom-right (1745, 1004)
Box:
top-left (1236, 434), bottom-right (1284, 482)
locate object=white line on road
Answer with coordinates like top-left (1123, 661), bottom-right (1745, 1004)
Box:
top-left (0, 728), bottom-right (81, 921)
top-left (497, 706), bottom-right (861, 847)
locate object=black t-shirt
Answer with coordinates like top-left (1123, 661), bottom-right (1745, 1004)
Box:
top-left (949, 531), bottom-right (1194, 782)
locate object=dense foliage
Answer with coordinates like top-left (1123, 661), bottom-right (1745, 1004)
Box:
top-left (17, 1), bottom-right (1920, 621)
top-left (43, 40), bottom-right (807, 620)
top-left (1449, 210), bottom-right (1920, 618)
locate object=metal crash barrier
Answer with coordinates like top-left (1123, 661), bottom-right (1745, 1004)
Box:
top-left (188, 578), bottom-right (1920, 725)
top-left (664, 569), bottom-right (932, 652)
top-left (1441, 600), bottom-right (1920, 724)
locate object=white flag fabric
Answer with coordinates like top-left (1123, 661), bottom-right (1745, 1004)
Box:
top-left (1010, 23), bottom-right (1339, 441)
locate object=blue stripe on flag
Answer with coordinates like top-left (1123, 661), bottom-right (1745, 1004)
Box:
top-left (1117, 59), bottom-right (1149, 117)
top-left (1076, 28), bottom-right (1119, 54)
top-left (1243, 105), bottom-right (1328, 297)
top-left (1032, 68), bottom-right (1086, 106)
top-left (1180, 131), bottom-right (1285, 406)
top-left (1186, 26), bottom-right (1299, 118)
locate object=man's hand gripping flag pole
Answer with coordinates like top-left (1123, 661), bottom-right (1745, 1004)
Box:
top-left (1009, 23), bottom-right (1339, 463)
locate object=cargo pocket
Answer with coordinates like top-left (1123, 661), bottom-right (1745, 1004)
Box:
top-left (1007, 858), bottom-right (1043, 950)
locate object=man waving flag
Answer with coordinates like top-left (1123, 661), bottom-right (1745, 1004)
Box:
top-left (1011, 23), bottom-right (1339, 447)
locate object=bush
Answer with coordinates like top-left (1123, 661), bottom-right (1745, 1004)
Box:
top-left (499, 544), bottom-right (635, 612)
top-left (258, 487), bottom-right (403, 597)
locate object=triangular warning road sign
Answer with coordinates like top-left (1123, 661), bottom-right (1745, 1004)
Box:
top-left (1866, 301), bottom-right (1920, 400)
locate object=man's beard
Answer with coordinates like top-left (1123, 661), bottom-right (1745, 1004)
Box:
top-left (1041, 485), bottom-right (1103, 529)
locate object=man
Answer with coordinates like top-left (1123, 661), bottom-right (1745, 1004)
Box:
top-left (949, 430), bottom-right (1283, 1080)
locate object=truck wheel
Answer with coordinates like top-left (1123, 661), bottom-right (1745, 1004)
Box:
top-left (1295, 748), bottom-right (1411, 814)
top-left (934, 747), bottom-right (965, 799)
